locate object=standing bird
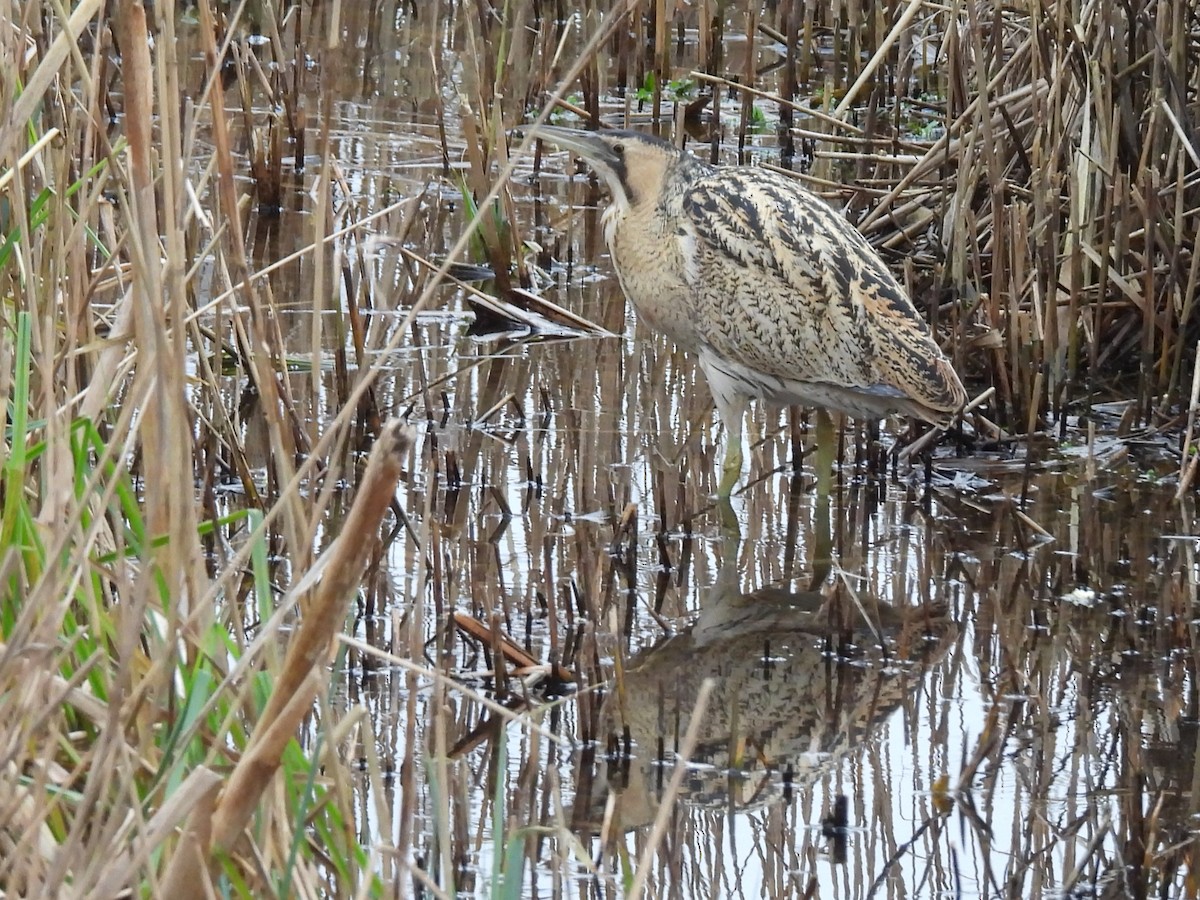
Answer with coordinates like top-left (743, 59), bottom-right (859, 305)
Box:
top-left (532, 126), bottom-right (966, 498)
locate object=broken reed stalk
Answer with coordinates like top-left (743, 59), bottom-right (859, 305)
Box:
top-left (161, 421), bottom-right (414, 897)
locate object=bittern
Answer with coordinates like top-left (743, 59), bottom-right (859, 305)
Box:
top-left (533, 126), bottom-right (966, 498)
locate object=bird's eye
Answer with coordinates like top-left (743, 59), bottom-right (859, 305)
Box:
top-left (612, 143), bottom-right (625, 156)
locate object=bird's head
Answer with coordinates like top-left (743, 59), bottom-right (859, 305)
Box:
top-left (528, 126), bottom-right (684, 213)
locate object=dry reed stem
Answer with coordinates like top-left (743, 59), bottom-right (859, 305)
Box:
top-left (832, 0), bottom-right (927, 120)
top-left (196, 0), bottom-right (307, 558)
top-left (0, 0), bottom-right (101, 153)
top-left (1177, 343), bottom-right (1200, 498)
top-left (2, 1), bottom-right (1198, 895)
top-left (89, 766), bottom-right (224, 899)
top-left (160, 421), bottom-right (413, 896)
top-left (386, 239), bottom-right (612, 336)
top-left (116, 0), bottom-right (209, 624)
top-left (453, 611), bottom-right (576, 683)
top-left (190, 0), bottom-right (641, 616)
top-left (117, 0), bottom-right (165, 529)
top-left (309, 6), bottom-right (336, 449)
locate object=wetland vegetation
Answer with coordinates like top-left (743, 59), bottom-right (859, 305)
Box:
top-left (1, 0), bottom-right (1198, 897)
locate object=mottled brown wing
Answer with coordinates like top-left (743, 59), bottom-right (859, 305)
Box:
top-left (678, 168), bottom-right (965, 419)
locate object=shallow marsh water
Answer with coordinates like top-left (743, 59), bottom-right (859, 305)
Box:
top-left (186, 5), bottom-right (1199, 897)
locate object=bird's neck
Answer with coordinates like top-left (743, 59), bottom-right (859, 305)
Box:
top-left (606, 155), bottom-right (707, 233)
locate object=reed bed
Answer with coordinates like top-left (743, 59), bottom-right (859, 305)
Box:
top-left (1, 0), bottom-right (1198, 897)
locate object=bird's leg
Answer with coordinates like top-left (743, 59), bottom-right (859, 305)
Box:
top-left (718, 437), bottom-right (742, 499)
top-left (716, 399), bottom-right (747, 499)
top-left (814, 408), bottom-right (837, 502)
top-left (700, 358), bottom-right (748, 499)
top-left (809, 408), bottom-right (837, 587)
top-left (810, 503), bottom-right (832, 587)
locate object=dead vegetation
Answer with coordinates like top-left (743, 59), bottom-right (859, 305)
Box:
top-left (0, 0), bottom-right (1197, 897)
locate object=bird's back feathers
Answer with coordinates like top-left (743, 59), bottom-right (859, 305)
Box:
top-left (665, 166), bottom-right (965, 423)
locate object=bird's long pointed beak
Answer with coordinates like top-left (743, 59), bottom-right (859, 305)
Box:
top-left (524, 124), bottom-right (617, 168)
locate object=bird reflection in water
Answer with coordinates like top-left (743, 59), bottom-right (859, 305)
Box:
top-left (572, 534), bottom-right (956, 867)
